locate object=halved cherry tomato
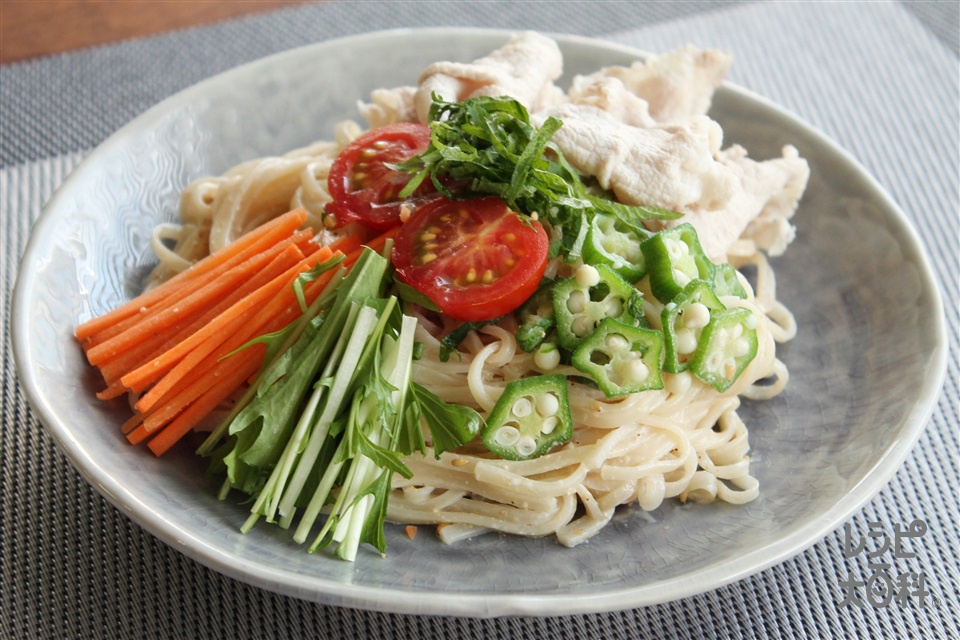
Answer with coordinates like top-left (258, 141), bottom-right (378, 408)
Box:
top-left (326, 122), bottom-right (434, 231)
top-left (392, 197), bottom-right (549, 322)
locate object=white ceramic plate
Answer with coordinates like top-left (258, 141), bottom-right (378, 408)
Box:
top-left (12, 28), bottom-right (947, 617)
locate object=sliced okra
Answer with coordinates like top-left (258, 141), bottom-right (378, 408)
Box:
top-left (712, 262), bottom-right (748, 299)
top-left (571, 317), bottom-right (664, 398)
top-left (552, 263), bottom-right (645, 351)
top-left (661, 279), bottom-right (726, 374)
top-left (515, 279), bottom-right (557, 353)
top-left (582, 212), bottom-right (652, 283)
top-left (481, 374), bottom-right (573, 461)
top-left (641, 223), bottom-right (716, 303)
top-left (689, 307), bottom-right (759, 392)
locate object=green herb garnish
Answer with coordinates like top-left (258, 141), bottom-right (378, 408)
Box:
top-left (393, 94), bottom-right (681, 260)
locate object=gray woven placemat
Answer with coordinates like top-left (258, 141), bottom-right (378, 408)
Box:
top-left (2, 2), bottom-right (957, 638)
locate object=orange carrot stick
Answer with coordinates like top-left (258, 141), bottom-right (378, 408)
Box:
top-left (127, 245), bottom-right (335, 405)
top-left (86, 235), bottom-right (320, 367)
top-left (76, 208), bottom-right (308, 341)
top-left (120, 411), bottom-right (144, 436)
top-left (105, 224), bottom-right (389, 452)
top-left (82, 227), bottom-right (312, 355)
top-left (96, 242), bottom-right (307, 384)
top-left (126, 344), bottom-right (264, 445)
top-left (132, 241), bottom-right (356, 429)
top-left (144, 349), bottom-right (264, 456)
top-left (82, 228), bottom-right (314, 353)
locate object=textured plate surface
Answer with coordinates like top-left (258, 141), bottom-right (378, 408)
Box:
top-left (11, 28), bottom-right (947, 617)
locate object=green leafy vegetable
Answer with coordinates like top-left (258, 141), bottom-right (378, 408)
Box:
top-left (393, 94), bottom-right (681, 260)
top-left (438, 317), bottom-right (502, 362)
top-left (201, 248), bottom-right (481, 560)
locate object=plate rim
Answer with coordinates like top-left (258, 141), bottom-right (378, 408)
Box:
top-left (10, 26), bottom-right (949, 617)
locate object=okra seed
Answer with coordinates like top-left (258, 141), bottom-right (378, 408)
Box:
top-left (516, 436), bottom-right (537, 457)
top-left (575, 264), bottom-right (600, 288)
top-left (534, 347), bottom-right (561, 370)
top-left (567, 290), bottom-right (587, 313)
top-left (617, 358), bottom-right (649, 383)
top-left (665, 238), bottom-right (689, 259)
top-left (676, 328), bottom-right (698, 355)
top-left (541, 416), bottom-right (558, 434)
top-left (724, 358), bottom-right (737, 380)
top-left (731, 322), bottom-right (744, 339)
top-left (511, 397), bottom-right (533, 418)
top-left (706, 351), bottom-right (723, 372)
top-left (535, 393), bottom-right (559, 417)
top-left (665, 371), bottom-right (692, 395)
top-left (604, 334), bottom-right (629, 352)
top-left (572, 315), bottom-right (593, 337)
top-left (673, 268), bottom-right (691, 288)
top-left (604, 299), bottom-right (623, 317)
top-left (733, 337), bottom-right (751, 357)
top-left (495, 425), bottom-right (520, 446)
top-left (683, 303), bottom-right (711, 329)
top-left (745, 313), bottom-right (758, 330)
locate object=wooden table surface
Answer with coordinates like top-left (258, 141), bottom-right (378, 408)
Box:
top-left (0, 0), bottom-right (310, 64)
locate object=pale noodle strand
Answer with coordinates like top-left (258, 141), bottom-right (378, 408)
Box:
top-left (149, 223), bottom-right (194, 274)
top-left (436, 523), bottom-right (491, 544)
top-left (143, 122), bottom-right (796, 549)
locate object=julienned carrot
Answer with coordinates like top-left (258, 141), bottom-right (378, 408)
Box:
top-left (363, 225), bottom-right (400, 254)
top-left (75, 208), bottom-right (309, 341)
top-left (127, 344), bottom-right (263, 445)
top-left (278, 226), bottom-right (398, 313)
top-left (95, 245), bottom-right (306, 401)
top-left (96, 241), bottom-right (308, 385)
top-left (88, 220), bottom-right (396, 456)
top-left (131, 347), bottom-right (264, 452)
top-left (120, 411), bottom-right (144, 436)
top-left (85, 232), bottom-right (317, 367)
top-left (135, 241), bottom-right (347, 421)
top-left (135, 245), bottom-right (347, 427)
top-left (111, 240), bottom-right (314, 391)
top-left (135, 338), bottom-right (260, 437)
top-left (129, 244), bottom-right (361, 444)
top-left (126, 245), bottom-right (336, 405)
top-left (324, 232), bottom-right (364, 257)
top-left (146, 358), bottom-right (263, 456)
top-left (85, 230), bottom-right (310, 362)
top-left (82, 228), bottom-right (314, 353)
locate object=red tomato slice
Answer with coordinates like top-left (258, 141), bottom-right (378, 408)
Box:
top-left (326, 122), bottom-right (434, 231)
top-left (392, 197), bottom-right (549, 322)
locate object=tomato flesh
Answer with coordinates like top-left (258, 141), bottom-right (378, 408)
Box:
top-left (392, 197), bottom-right (549, 322)
top-left (326, 122), bottom-right (434, 230)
